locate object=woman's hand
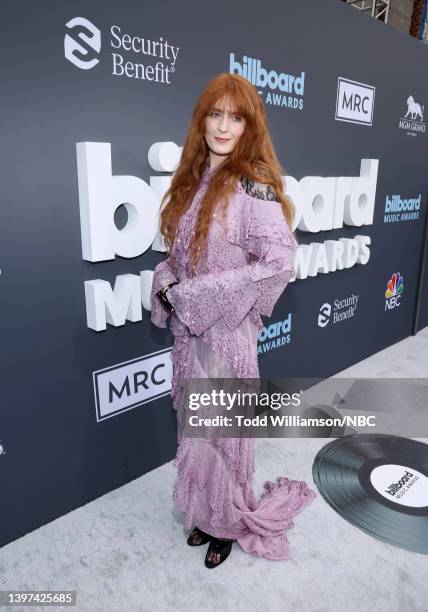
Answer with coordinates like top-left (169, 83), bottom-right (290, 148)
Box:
top-left (157, 281), bottom-right (178, 311)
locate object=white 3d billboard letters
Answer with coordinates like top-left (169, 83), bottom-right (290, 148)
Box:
top-left (76, 142), bottom-right (376, 330)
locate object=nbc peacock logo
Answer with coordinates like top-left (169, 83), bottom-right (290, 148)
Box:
top-left (385, 272), bottom-right (404, 311)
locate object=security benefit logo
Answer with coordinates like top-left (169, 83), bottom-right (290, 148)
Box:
top-left (93, 349), bottom-right (172, 421)
top-left (335, 77), bottom-right (375, 126)
top-left (399, 95), bottom-right (426, 137)
top-left (385, 272), bottom-right (404, 312)
top-left (318, 294), bottom-right (359, 328)
top-left (64, 17), bottom-right (100, 70)
top-left (64, 16), bottom-right (179, 83)
top-left (257, 313), bottom-right (292, 354)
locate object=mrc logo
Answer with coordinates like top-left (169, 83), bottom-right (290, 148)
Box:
top-left (335, 76), bottom-right (375, 126)
top-left (93, 348), bottom-right (172, 420)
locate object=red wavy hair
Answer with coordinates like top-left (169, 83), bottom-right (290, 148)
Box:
top-left (159, 72), bottom-right (296, 275)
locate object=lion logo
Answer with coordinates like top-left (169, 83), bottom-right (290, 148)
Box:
top-left (404, 96), bottom-right (424, 121)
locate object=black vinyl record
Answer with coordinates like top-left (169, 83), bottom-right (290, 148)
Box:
top-left (312, 434), bottom-right (428, 554)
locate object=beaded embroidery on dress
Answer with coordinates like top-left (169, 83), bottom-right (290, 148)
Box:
top-left (150, 161), bottom-right (316, 560)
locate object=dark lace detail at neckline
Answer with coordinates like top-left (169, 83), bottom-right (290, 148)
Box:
top-left (239, 176), bottom-right (281, 202)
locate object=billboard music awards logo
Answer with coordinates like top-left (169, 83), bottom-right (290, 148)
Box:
top-left (370, 463), bottom-right (428, 507)
top-left (335, 77), bottom-right (375, 126)
top-left (257, 314), bottom-right (293, 354)
top-left (384, 470), bottom-right (417, 498)
top-left (64, 16), bottom-right (179, 83)
top-left (76, 144), bottom-right (377, 335)
top-left (229, 52), bottom-right (305, 110)
top-left (398, 95), bottom-right (426, 137)
top-left (384, 194), bottom-right (421, 223)
top-left (385, 272), bottom-right (404, 311)
top-left (318, 294), bottom-right (359, 327)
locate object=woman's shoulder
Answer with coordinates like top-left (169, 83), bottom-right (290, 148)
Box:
top-left (239, 175), bottom-right (281, 202)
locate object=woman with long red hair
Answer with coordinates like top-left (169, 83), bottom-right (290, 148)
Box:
top-left (150, 73), bottom-right (316, 568)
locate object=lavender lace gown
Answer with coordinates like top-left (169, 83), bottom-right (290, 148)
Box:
top-left (150, 163), bottom-right (316, 561)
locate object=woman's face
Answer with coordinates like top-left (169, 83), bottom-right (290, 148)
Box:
top-left (204, 98), bottom-right (246, 166)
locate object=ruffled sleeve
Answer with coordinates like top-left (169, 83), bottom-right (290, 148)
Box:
top-left (166, 191), bottom-right (298, 336)
top-left (244, 196), bottom-right (298, 317)
top-left (150, 257), bottom-right (178, 328)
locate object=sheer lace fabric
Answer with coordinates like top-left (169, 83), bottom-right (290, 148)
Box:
top-left (150, 162), bottom-right (316, 560)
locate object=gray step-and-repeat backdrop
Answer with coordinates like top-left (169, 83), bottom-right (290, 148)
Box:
top-left (1, 0), bottom-right (428, 547)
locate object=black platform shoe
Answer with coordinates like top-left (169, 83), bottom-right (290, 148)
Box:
top-left (187, 526), bottom-right (211, 546)
top-left (205, 537), bottom-right (234, 568)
